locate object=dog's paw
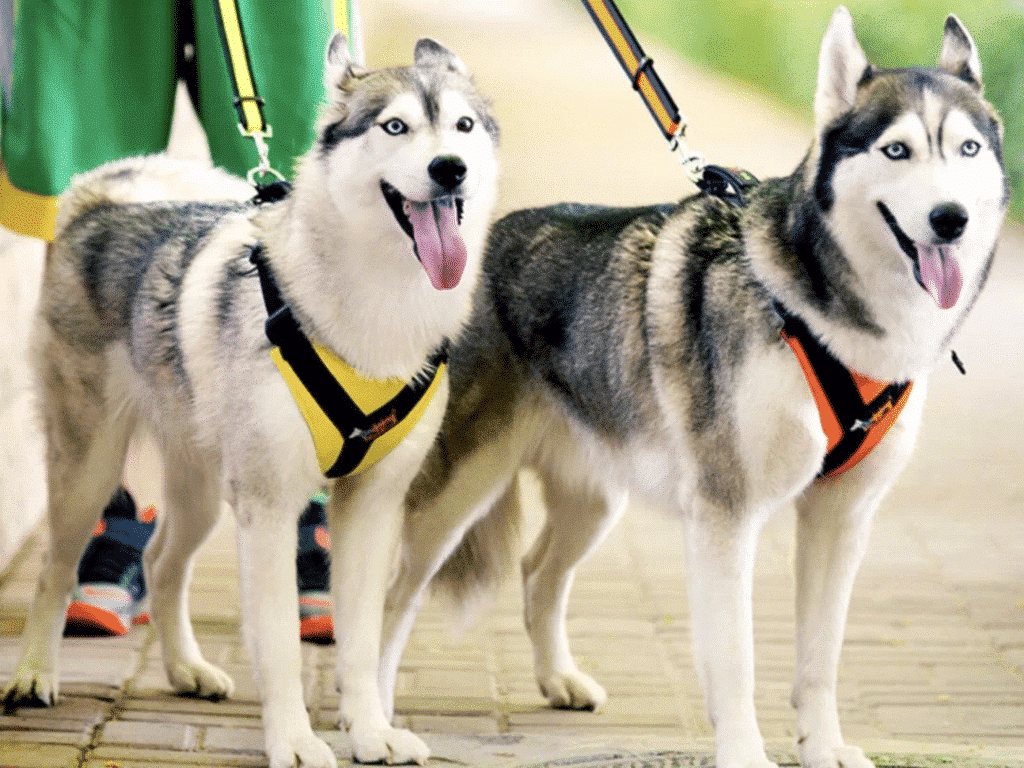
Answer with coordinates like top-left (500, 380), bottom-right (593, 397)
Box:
top-left (801, 744), bottom-right (875, 768)
top-left (166, 659), bottom-right (234, 700)
top-left (2, 668), bottom-right (59, 713)
top-left (538, 669), bottom-right (607, 711)
top-left (346, 721), bottom-right (430, 765)
top-left (267, 730), bottom-right (337, 768)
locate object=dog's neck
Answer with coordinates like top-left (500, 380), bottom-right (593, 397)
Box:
top-left (252, 161), bottom-right (476, 382)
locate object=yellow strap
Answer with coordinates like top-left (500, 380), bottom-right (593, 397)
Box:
top-left (332, 0), bottom-right (352, 42)
top-left (0, 163), bottom-right (58, 241)
top-left (215, 0), bottom-right (265, 135)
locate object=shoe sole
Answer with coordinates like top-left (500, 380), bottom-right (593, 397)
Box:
top-left (65, 602), bottom-right (130, 636)
top-left (300, 614), bottom-right (335, 644)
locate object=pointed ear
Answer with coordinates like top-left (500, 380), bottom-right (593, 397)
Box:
top-left (413, 38), bottom-right (469, 77)
top-left (323, 32), bottom-right (354, 90)
top-left (938, 15), bottom-right (982, 91)
top-left (814, 6), bottom-right (871, 131)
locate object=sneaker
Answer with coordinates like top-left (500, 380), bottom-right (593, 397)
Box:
top-left (297, 493), bottom-right (334, 644)
top-left (65, 488), bottom-right (156, 637)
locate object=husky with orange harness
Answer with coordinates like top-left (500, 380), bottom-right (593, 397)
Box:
top-left (368, 9), bottom-right (1007, 768)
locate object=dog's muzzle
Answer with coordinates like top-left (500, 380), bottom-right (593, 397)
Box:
top-left (877, 201), bottom-right (964, 310)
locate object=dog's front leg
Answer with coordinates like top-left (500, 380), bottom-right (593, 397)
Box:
top-left (685, 498), bottom-right (778, 768)
top-left (331, 472), bottom-right (430, 765)
top-left (792, 477), bottom-right (879, 768)
top-left (235, 507), bottom-right (338, 768)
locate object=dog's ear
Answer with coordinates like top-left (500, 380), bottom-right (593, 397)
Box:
top-left (938, 15), bottom-right (983, 91)
top-left (324, 32), bottom-right (356, 89)
top-left (814, 6), bottom-right (871, 131)
top-left (414, 39), bottom-right (469, 77)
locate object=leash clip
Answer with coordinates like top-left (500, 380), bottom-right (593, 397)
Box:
top-left (668, 123), bottom-right (707, 184)
top-left (244, 128), bottom-right (286, 187)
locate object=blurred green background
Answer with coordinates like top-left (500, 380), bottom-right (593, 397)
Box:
top-left (614, 0), bottom-right (1023, 220)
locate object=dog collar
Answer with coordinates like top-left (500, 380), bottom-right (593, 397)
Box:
top-left (249, 244), bottom-right (447, 477)
top-left (773, 302), bottom-right (913, 479)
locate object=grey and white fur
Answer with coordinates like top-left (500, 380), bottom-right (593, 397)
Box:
top-left (3, 33), bottom-right (499, 768)
top-left (375, 8), bottom-right (1007, 768)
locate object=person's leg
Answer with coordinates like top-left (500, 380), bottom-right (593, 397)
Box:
top-left (65, 489), bottom-right (157, 636)
top-left (296, 493), bottom-right (333, 643)
top-left (0, 0), bottom-right (179, 239)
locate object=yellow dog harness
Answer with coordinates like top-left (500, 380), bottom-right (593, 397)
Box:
top-left (250, 243), bottom-right (447, 477)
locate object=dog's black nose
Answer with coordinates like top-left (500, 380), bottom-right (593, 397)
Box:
top-left (428, 155), bottom-right (467, 191)
top-left (929, 203), bottom-right (968, 242)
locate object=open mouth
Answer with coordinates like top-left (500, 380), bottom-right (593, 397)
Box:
top-left (381, 181), bottom-right (467, 291)
top-left (876, 202), bottom-right (962, 310)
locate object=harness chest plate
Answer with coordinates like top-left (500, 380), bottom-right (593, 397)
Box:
top-left (776, 305), bottom-right (913, 479)
top-left (250, 244), bottom-right (446, 478)
top-left (270, 343), bottom-right (446, 477)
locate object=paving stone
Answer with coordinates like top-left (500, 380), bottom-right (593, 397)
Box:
top-left (202, 725), bottom-right (265, 753)
top-left (0, 743), bottom-right (81, 768)
top-left (99, 719), bottom-right (202, 750)
top-left (87, 746), bottom-right (268, 767)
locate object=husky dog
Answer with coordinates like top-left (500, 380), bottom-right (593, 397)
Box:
top-left (374, 9), bottom-right (1007, 768)
top-left (3, 34), bottom-right (498, 768)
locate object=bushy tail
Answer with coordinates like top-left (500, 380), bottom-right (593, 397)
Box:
top-left (431, 474), bottom-right (524, 618)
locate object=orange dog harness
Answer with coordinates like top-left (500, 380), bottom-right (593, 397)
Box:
top-left (775, 304), bottom-right (913, 479)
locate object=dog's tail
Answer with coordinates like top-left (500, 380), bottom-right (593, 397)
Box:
top-left (431, 474), bottom-right (524, 620)
top-left (54, 155), bottom-right (253, 238)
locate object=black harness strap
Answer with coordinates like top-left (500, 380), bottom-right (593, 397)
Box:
top-left (249, 244), bottom-right (447, 477)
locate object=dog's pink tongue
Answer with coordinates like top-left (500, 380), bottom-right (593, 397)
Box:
top-left (917, 244), bottom-right (963, 310)
top-left (403, 199), bottom-right (467, 291)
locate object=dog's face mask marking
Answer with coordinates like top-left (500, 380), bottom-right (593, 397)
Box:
top-left (317, 37), bottom-right (499, 292)
top-left (812, 9), bottom-right (1006, 311)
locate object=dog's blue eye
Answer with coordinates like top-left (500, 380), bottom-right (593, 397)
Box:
top-left (960, 139), bottom-right (981, 157)
top-left (381, 118), bottom-right (408, 136)
top-left (882, 142), bottom-right (910, 160)
top-left (456, 116), bottom-right (474, 133)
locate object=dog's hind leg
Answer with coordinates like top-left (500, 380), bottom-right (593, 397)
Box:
top-left (522, 468), bottom-right (626, 711)
top-left (3, 345), bottom-right (134, 709)
top-left (685, 496), bottom-right (779, 768)
top-left (377, 433), bottom-right (526, 723)
top-left (145, 447), bottom-right (234, 700)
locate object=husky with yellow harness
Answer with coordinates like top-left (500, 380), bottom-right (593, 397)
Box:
top-left (373, 9), bottom-right (1008, 768)
top-left (3, 34), bottom-right (498, 768)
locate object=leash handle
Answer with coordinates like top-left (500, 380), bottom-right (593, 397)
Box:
top-left (579, 0), bottom-right (706, 181)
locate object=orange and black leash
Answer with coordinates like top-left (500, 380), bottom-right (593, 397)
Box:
top-left (579, 0), bottom-right (758, 206)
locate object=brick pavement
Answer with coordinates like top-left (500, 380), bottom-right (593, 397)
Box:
top-left (2, 1), bottom-right (1023, 766)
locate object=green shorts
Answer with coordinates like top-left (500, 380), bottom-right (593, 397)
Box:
top-left (1, 0), bottom-right (355, 240)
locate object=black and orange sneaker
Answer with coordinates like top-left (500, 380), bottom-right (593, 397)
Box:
top-left (65, 488), bottom-right (156, 636)
top-left (297, 493), bottom-right (334, 644)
